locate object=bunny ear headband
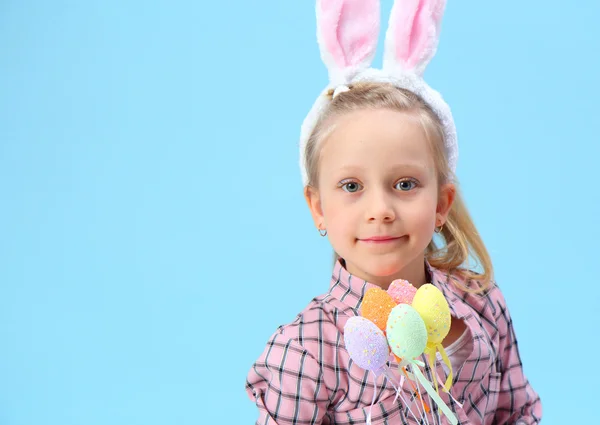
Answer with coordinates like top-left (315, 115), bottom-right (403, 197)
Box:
top-left (299, 0), bottom-right (458, 186)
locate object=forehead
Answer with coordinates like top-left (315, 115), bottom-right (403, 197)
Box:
top-left (319, 108), bottom-right (435, 175)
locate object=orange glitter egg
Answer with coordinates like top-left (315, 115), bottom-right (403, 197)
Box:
top-left (360, 287), bottom-right (397, 331)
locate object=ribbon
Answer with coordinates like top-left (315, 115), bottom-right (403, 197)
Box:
top-left (366, 371), bottom-right (378, 425)
top-left (398, 359), bottom-right (430, 414)
top-left (435, 372), bottom-right (463, 409)
top-left (405, 364), bottom-right (458, 425)
top-left (424, 342), bottom-right (453, 393)
top-left (385, 372), bottom-right (421, 425)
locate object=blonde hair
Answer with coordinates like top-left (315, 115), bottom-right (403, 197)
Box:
top-left (304, 82), bottom-right (493, 293)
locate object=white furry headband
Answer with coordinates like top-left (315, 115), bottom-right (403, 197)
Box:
top-left (299, 0), bottom-right (457, 186)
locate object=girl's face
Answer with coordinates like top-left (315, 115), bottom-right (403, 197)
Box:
top-left (305, 108), bottom-right (455, 288)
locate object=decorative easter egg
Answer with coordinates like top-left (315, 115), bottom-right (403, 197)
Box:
top-left (387, 279), bottom-right (417, 304)
top-left (360, 287), bottom-right (397, 331)
top-left (386, 304), bottom-right (428, 360)
top-left (411, 284), bottom-right (451, 345)
top-left (344, 316), bottom-right (389, 372)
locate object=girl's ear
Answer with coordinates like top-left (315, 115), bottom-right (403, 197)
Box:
top-left (304, 185), bottom-right (326, 230)
top-left (436, 182), bottom-right (456, 225)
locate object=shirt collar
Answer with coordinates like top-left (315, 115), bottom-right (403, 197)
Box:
top-left (329, 258), bottom-right (442, 313)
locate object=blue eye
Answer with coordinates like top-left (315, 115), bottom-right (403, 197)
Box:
top-left (395, 179), bottom-right (418, 191)
top-left (341, 181), bottom-right (362, 193)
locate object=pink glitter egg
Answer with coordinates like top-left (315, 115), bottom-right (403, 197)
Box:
top-left (387, 279), bottom-right (417, 304)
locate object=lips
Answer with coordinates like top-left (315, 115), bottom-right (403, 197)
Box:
top-left (360, 235), bottom-right (403, 242)
top-left (363, 236), bottom-right (397, 241)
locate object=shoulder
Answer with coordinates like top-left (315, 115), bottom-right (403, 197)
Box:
top-left (248, 293), bottom-right (352, 397)
top-left (443, 269), bottom-right (509, 322)
top-left (271, 292), bottom-right (352, 358)
top-left (246, 311), bottom-right (334, 403)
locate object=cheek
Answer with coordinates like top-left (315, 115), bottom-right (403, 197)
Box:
top-left (323, 201), bottom-right (350, 229)
top-left (404, 194), bottom-right (438, 229)
top-left (321, 191), bottom-right (352, 219)
top-left (321, 194), bottom-right (357, 236)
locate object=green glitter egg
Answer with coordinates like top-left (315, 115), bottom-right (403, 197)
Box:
top-left (386, 304), bottom-right (427, 360)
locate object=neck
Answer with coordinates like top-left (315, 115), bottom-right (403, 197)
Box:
top-left (342, 254), bottom-right (429, 290)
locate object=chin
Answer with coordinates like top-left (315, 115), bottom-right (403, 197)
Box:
top-left (354, 254), bottom-right (407, 278)
top-left (367, 262), bottom-right (404, 277)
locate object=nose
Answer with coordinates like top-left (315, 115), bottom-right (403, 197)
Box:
top-left (365, 187), bottom-right (396, 223)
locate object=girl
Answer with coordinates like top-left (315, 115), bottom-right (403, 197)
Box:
top-left (246, 0), bottom-right (542, 424)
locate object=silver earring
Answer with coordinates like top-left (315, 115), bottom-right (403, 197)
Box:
top-left (318, 228), bottom-right (327, 237)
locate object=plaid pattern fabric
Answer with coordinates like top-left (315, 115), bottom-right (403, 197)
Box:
top-left (246, 260), bottom-right (542, 424)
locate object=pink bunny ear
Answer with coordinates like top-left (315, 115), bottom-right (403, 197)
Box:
top-left (316, 0), bottom-right (380, 86)
top-left (383, 0), bottom-right (446, 76)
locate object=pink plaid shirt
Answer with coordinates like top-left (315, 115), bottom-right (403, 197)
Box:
top-left (246, 260), bottom-right (542, 424)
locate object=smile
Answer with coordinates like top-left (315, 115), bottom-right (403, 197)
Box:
top-left (359, 236), bottom-right (405, 244)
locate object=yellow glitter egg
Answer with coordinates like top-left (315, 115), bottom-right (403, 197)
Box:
top-left (411, 284), bottom-right (451, 345)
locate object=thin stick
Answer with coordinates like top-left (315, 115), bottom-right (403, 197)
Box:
top-left (385, 371), bottom-right (421, 424)
top-left (410, 364), bottom-right (431, 425)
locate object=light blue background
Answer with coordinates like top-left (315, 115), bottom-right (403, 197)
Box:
top-left (1, 1), bottom-right (597, 424)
